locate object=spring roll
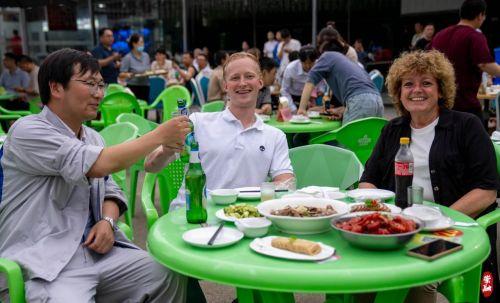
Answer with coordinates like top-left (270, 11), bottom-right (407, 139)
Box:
top-left (271, 237), bottom-right (322, 255)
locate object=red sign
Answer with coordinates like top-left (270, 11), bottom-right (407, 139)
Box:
top-left (481, 271), bottom-right (493, 298)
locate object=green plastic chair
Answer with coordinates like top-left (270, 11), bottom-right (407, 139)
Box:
top-left (144, 85), bottom-right (191, 122)
top-left (28, 97), bottom-right (42, 114)
top-left (116, 113), bottom-right (158, 218)
top-left (201, 100), bottom-right (225, 112)
top-left (289, 144), bottom-right (363, 190)
top-left (0, 221), bottom-right (133, 303)
top-left (100, 122), bottom-right (139, 228)
top-left (0, 105), bottom-right (31, 118)
top-left (141, 159), bottom-right (185, 230)
top-left (99, 92), bottom-right (142, 127)
top-left (309, 117), bottom-right (388, 166)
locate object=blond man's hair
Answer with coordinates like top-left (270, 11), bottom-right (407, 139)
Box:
top-left (222, 52), bottom-right (261, 80)
top-left (386, 50), bottom-right (456, 117)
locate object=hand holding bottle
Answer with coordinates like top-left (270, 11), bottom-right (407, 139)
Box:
top-left (157, 116), bottom-right (191, 151)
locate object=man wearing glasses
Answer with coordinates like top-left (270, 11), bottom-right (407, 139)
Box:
top-left (0, 48), bottom-right (190, 302)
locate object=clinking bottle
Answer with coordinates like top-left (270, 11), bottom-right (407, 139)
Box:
top-left (185, 138), bottom-right (207, 224)
top-left (394, 137), bottom-right (414, 209)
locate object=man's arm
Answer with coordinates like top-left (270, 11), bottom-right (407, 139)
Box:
top-left (83, 200), bottom-right (119, 254)
top-left (273, 173), bottom-right (295, 184)
top-left (450, 189), bottom-right (496, 218)
top-left (87, 116), bottom-right (190, 178)
top-left (479, 62), bottom-right (500, 77)
top-left (144, 145), bottom-right (177, 173)
top-left (297, 82), bottom-right (315, 115)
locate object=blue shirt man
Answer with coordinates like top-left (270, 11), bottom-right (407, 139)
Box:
top-left (0, 52), bottom-right (29, 92)
top-left (91, 28), bottom-right (120, 84)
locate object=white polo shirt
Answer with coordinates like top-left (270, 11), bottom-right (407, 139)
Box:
top-left (170, 108), bottom-right (293, 210)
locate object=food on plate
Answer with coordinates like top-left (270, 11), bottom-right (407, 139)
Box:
top-left (271, 237), bottom-right (322, 255)
top-left (271, 205), bottom-right (336, 217)
top-left (223, 203), bottom-right (262, 219)
top-left (351, 199), bottom-right (391, 212)
top-left (336, 213), bottom-right (417, 235)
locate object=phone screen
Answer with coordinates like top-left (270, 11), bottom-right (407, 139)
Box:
top-left (408, 239), bottom-right (462, 258)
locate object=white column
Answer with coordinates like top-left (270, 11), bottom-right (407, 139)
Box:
top-left (19, 8), bottom-right (28, 54)
top-left (182, 0), bottom-right (188, 51)
top-left (311, 0), bottom-right (317, 47)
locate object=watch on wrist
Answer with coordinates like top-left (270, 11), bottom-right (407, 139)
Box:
top-left (102, 216), bottom-right (116, 231)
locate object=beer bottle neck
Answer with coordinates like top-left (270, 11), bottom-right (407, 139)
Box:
top-left (189, 150), bottom-right (201, 164)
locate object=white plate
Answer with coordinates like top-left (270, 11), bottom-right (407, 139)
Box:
top-left (182, 226), bottom-right (244, 248)
top-left (422, 216), bottom-right (455, 232)
top-left (307, 111), bottom-right (321, 119)
top-left (347, 189), bottom-right (396, 200)
top-left (236, 187), bottom-right (261, 200)
top-left (290, 118), bottom-right (311, 124)
top-left (250, 236), bottom-right (335, 261)
top-left (349, 202), bottom-right (401, 213)
top-left (281, 191), bottom-right (346, 200)
top-left (215, 208), bottom-right (262, 222)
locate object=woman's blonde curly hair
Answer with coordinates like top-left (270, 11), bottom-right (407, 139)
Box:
top-left (386, 50), bottom-right (456, 117)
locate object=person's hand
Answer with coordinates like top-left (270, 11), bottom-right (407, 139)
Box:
top-left (297, 108), bottom-right (307, 116)
top-left (327, 107), bottom-right (344, 120)
top-left (84, 220), bottom-right (115, 254)
top-left (112, 52), bottom-right (121, 60)
top-left (157, 116), bottom-right (191, 151)
top-left (13, 87), bottom-right (25, 93)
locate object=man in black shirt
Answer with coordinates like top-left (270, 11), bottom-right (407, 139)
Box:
top-left (91, 28), bottom-right (121, 84)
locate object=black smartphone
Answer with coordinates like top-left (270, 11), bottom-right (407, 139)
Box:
top-left (407, 239), bottom-right (463, 261)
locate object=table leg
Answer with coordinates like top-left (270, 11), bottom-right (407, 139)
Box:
top-left (373, 288), bottom-right (409, 303)
top-left (236, 288), bottom-right (295, 303)
top-left (461, 264), bottom-right (482, 303)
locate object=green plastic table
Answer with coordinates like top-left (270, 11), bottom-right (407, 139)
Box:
top-left (267, 116), bottom-right (341, 134)
top-left (147, 201), bottom-right (489, 303)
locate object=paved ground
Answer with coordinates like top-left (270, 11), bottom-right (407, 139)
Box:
top-left (131, 102), bottom-right (498, 303)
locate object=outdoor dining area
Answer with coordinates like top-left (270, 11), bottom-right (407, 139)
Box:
top-left (1, 66), bottom-right (499, 303)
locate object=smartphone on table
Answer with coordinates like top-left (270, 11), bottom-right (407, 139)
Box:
top-left (407, 239), bottom-right (463, 261)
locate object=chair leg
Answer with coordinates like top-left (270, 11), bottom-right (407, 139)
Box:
top-left (129, 167), bottom-right (140, 218)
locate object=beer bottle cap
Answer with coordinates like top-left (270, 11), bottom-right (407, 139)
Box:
top-left (400, 137), bottom-right (410, 144)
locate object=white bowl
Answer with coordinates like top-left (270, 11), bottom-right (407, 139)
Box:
top-left (402, 205), bottom-right (442, 227)
top-left (211, 189), bottom-right (239, 205)
top-left (235, 218), bottom-right (272, 238)
top-left (257, 197), bottom-right (349, 234)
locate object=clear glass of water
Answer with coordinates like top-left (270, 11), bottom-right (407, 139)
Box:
top-left (260, 182), bottom-right (275, 202)
top-left (407, 185), bottom-right (424, 206)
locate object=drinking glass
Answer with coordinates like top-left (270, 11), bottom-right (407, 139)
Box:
top-left (260, 182), bottom-right (276, 202)
top-left (407, 185), bottom-right (424, 206)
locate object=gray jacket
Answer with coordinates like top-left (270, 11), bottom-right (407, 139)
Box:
top-left (0, 107), bottom-right (135, 282)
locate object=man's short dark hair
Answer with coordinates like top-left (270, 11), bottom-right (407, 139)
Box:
top-left (259, 57), bottom-right (277, 72)
top-left (460, 0), bottom-right (486, 20)
top-left (98, 27), bottom-right (112, 37)
top-left (299, 46), bottom-right (318, 62)
top-left (19, 55), bottom-right (34, 64)
top-left (38, 48), bottom-right (100, 105)
top-left (155, 47), bottom-right (167, 55)
top-left (280, 29), bottom-right (291, 39)
top-left (289, 51), bottom-right (300, 62)
top-left (4, 52), bottom-right (18, 63)
top-left (183, 51), bottom-right (194, 58)
top-left (214, 50), bottom-right (228, 66)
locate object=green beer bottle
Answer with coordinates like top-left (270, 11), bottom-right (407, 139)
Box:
top-left (185, 138), bottom-right (207, 223)
top-left (176, 98), bottom-right (191, 164)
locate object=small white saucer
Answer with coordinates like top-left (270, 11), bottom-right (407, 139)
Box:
top-left (182, 226), bottom-right (243, 248)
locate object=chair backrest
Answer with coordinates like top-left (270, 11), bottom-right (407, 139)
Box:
top-left (99, 91), bottom-right (142, 127)
top-left (289, 144), bottom-right (363, 190)
top-left (198, 76), bottom-right (210, 102)
top-left (99, 122), bottom-right (139, 147)
top-left (148, 77), bottom-right (166, 105)
top-left (154, 85), bottom-right (191, 122)
top-left (311, 117), bottom-right (388, 165)
top-left (105, 83), bottom-right (126, 96)
top-left (201, 100), bottom-right (225, 112)
top-left (369, 69), bottom-right (384, 93)
top-left (141, 159), bottom-right (186, 229)
top-left (493, 143), bottom-right (500, 175)
top-left (190, 78), bottom-right (206, 106)
top-left (116, 113), bottom-right (157, 136)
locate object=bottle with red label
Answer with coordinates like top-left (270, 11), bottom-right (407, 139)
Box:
top-left (395, 137), bottom-right (414, 209)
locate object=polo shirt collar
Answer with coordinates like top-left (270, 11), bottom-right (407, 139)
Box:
top-left (41, 106), bottom-right (87, 140)
top-left (222, 107), bottom-right (264, 131)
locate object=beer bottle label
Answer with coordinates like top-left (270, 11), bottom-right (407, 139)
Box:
top-left (395, 161), bottom-right (414, 176)
top-left (186, 189), bottom-right (191, 211)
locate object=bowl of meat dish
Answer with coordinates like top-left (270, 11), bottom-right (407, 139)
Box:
top-left (331, 212), bottom-right (423, 250)
top-left (257, 197), bottom-right (349, 234)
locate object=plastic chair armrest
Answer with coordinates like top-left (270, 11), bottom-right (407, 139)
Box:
top-left (309, 129), bottom-right (339, 145)
top-left (0, 106), bottom-right (31, 116)
top-left (476, 208), bottom-right (500, 229)
top-left (0, 258), bottom-right (25, 303)
top-left (144, 97), bottom-right (162, 110)
top-left (141, 192), bottom-right (160, 230)
top-left (0, 114), bottom-right (22, 121)
top-left (117, 221), bottom-right (133, 241)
